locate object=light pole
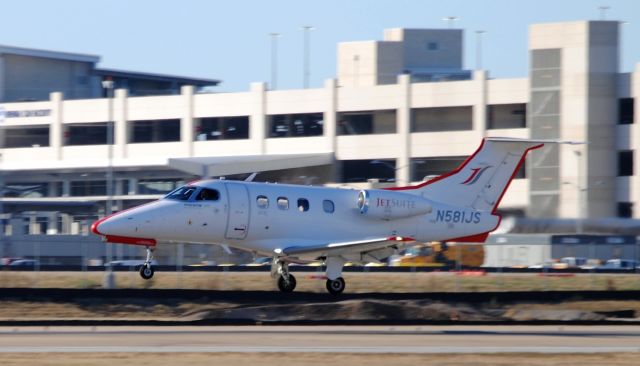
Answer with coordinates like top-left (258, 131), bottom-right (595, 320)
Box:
top-left (574, 150), bottom-right (586, 234)
top-left (301, 26), bottom-right (314, 89)
top-left (441, 16), bottom-right (459, 29)
top-left (101, 78), bottom-right (115, 288)
top-left (475, 30), bottom-right (486, 70)
top-left (598, 5), bottom-right (610, 20)
top-left (269, 33), bottom-right (281, 90)
top-left (353, 54), bottom-right (360, 87)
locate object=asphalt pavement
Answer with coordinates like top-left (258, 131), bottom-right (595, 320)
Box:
top-left (0, 325), bottom-right (639, 353)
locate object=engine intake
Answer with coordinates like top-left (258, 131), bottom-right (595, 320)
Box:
top-left (357, 189), bottom-right (432, 220)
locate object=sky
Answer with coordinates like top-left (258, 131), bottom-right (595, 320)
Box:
top-left (0, 0), bottom-right (639, 92)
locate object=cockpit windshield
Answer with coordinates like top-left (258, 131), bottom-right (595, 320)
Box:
top-left (164, 186), bottom-right (197, 201)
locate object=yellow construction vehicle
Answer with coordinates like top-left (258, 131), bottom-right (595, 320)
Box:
top-left (389, 242), bottom-right (485, 267)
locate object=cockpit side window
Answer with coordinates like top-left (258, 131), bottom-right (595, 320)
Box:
top-left (165, 186), bottom-right (197, 201)
top-left (195, 188), bottom-right (220, 201)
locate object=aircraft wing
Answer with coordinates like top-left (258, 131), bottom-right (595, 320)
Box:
top-left (280, 236), bottom-right (415, 259)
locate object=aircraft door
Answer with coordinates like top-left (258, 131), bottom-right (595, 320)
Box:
top-left (224, 182), bottom-right (250, 240)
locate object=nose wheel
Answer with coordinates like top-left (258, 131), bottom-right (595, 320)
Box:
top-left (139, 264), bottom-right (154, 280)
top-left (271, 258), bottom-right (296, 293)
top-left (139, 246), bottom-right (155, 280)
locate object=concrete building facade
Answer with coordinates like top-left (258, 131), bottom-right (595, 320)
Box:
top-left (0, 19), bottom-right (638, 246)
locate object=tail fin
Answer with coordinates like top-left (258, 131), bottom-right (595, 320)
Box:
top-left (387, 138), bottom-right (545, 213)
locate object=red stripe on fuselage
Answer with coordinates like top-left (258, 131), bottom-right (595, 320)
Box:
top-left (105, 235), bottom-right (157, 246)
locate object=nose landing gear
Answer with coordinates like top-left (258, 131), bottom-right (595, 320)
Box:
top-left (271, 258), bottom-right (296, 293)
top-left (139, 246), bottom-right (155, 280)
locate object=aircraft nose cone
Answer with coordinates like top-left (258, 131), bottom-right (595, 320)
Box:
top-left (91, 215), bottom-right (122, 236)
top-left (91, 211), bottom-right (133, 237)
top-left (91, 217), bottom-right (109, 235)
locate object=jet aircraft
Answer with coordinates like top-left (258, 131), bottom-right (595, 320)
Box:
top-left (92, 137), bottom-right (553, 294)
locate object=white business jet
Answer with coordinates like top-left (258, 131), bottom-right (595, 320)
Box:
top-left (92, 137), bottom-right (549, 295)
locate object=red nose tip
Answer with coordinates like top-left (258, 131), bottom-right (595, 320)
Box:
top-left (91, 219), bottom-right (105, 235)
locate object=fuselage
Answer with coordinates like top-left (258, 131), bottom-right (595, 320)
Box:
top-left (93, 179), bottom-right (499, 261)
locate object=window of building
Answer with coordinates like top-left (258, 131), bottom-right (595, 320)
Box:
top-left (2, 182), bottom-right (49, 198)
top-left (427, 42), bottom-right (439, 51)
top-left (165, 186), bottom-right (197, 201)
top-left (257, 195), bottom-right (269, 209)
top-left (195, 188), bottom-right (220, 201)
top-left (277, 197), bottom-right (289, 210)
top-left (412, 106), bottom-right (472, 132)
top-left (297, 198), bottom-right (310, 212)
top-left (2, 127), bottom-right (49, 148)
top-left (322, 199), bottom-right (335, 213)
top-left (619, 98), bottom-right (634, 125)
top-left (617, 202), bottom-right (633, 218)
top-left (196, 116), bottom-right (249, 140)
top-left (66, 123), bottom-right (111, 146)
top-left (618, 150), bottom-right (634, 176)
top-left (338, 110), bottom-right (396, 135)
top-left (130, 119), bottom-right (180, 143)
top-left (70, 181), bottom-right (107, 196)
top-left (340, 159), bottom-right (396, 183)
top-left (138, 179), bottom-right (181, 195)
top-left (269, 113), bottom-right (323, 137)
top-left (410, 157), bottom-right (465, 182)
top-left (487, 104), bottom-right (527, 129)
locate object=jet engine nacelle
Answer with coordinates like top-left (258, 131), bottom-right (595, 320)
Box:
top-left (357, 189), bottom-right (433, 220)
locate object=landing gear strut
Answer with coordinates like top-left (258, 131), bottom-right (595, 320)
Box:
top-left (139, 246), bottom-right (155, 280)
top-left (324, 256), bottom-right (346, 295)
top-left (271, 258), bottom-right (296, 293)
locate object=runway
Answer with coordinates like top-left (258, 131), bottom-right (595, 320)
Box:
top-left (1, 325), bottom-right (639, 354)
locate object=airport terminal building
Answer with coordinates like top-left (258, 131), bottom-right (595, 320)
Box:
top-left (0, 19), bottom-right (639, 264)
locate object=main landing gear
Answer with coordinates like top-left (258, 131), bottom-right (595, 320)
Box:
top-left (271, 258), bottom-right (296, 293)
top-left (324, 256), bottom-right (346, 296)
top-left (139, 246), bottom-right (155, 280)
top-left (271, 255), bottom-right (347, 295)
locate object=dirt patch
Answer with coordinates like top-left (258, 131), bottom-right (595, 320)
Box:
top-left (1, 297), bottom-right (637, 323)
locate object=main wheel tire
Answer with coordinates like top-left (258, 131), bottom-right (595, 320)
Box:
top-left (277, 274), bottom-right (297, 293)
top-left (139, 265), bottom-right (154, 280)
top-left (326, 277), bottom-right (346, 295)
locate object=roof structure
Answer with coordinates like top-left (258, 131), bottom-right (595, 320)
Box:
top-left (0, 44), bottom-right (100, 63)
top-left (94, 68), bottom-right (220, 86)
top-left (169, 153), bottom-right (334, 177)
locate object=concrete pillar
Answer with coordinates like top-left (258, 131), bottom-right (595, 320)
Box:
top-left (114, 179), bottom-right (123, 196)
top-left (62, 180), bottom-right (71, 197)
top-left (396, 74), bottom-right (411, 186)
top-left (250, 82), bottom-right (267, 154)
top-left (473, 70), bottom-right (488, 135)
top-left (114, 89), bottom-right (128, 159)
top-left (49, 92), bottom-right (63, 160)
top-left (324, 79), bottom-right (339, 182)
top-left (180, 85), bottom-right (195, 157)
top-left (128, 178), bottom-right (137, 195)
top-left (47, 182), bottom-right (58, 197)
top-left (633, 63), bottom-right (640, 218)
top-left (46, 212), bottom-right (58, 235)
top-left (324, 79), bottom-right (337, 152)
